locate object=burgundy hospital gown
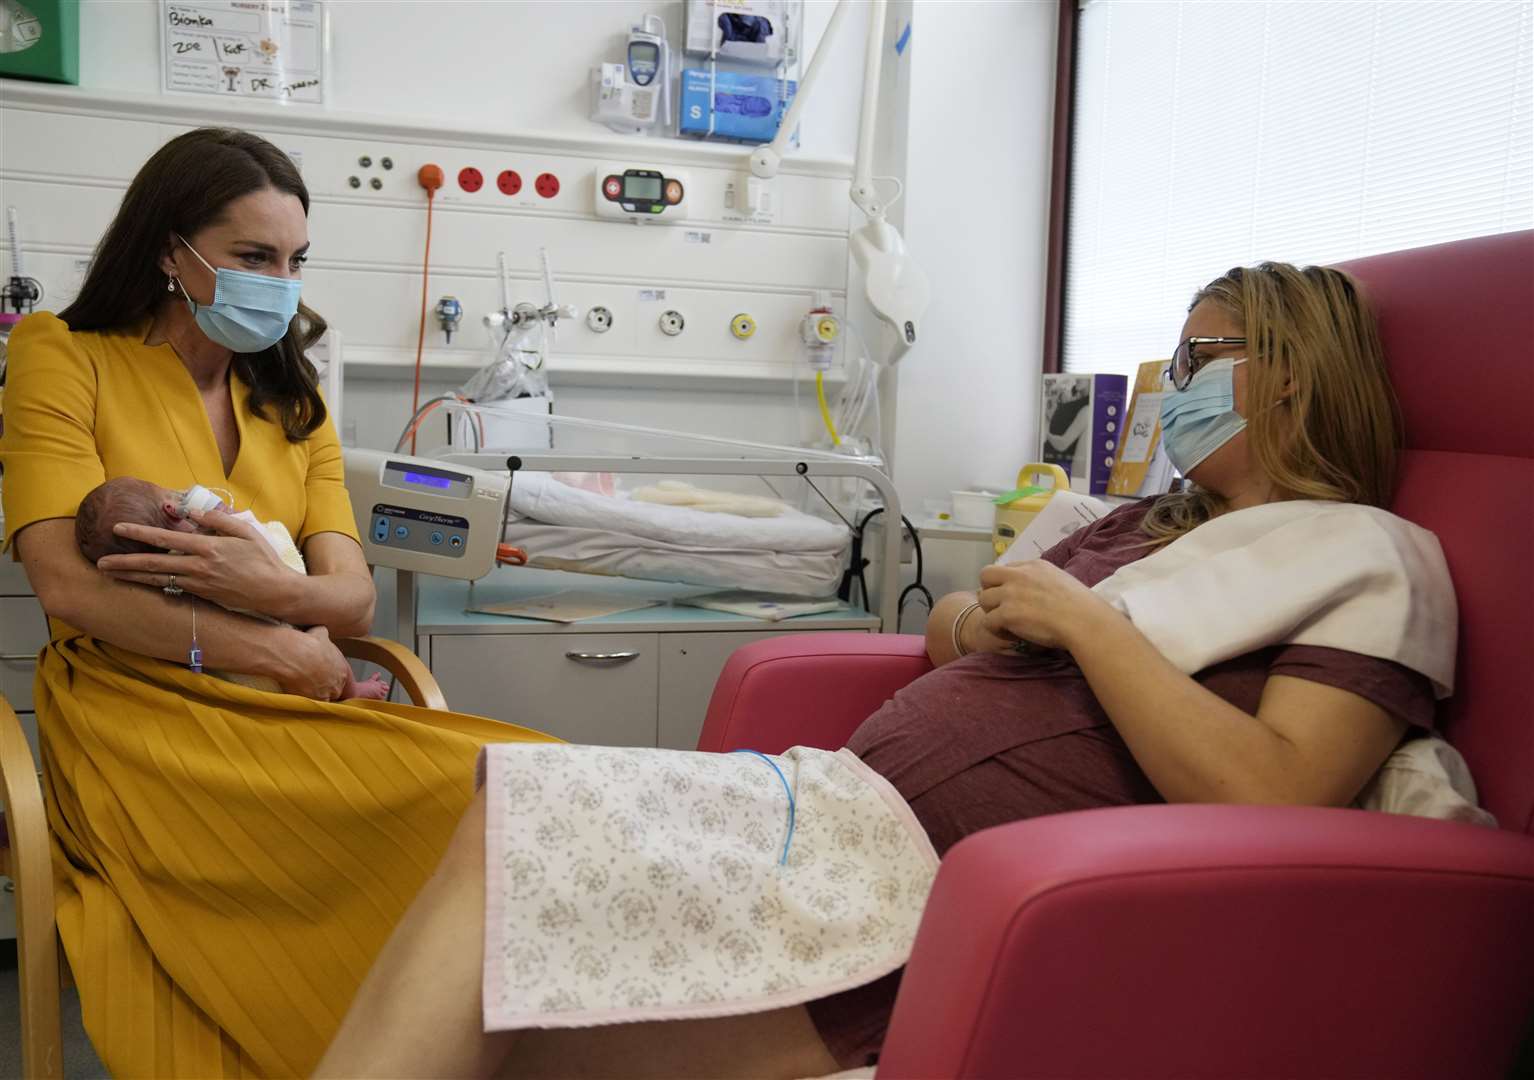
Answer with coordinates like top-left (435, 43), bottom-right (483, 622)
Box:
top-left (806, 498), bottom-right (1437, 1069)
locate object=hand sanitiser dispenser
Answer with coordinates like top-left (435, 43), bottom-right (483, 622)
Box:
top-left (592, 13), bottom-right (671, 135)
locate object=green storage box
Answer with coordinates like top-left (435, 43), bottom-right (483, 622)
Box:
top-left (0, 0), bottom-right (79, 85)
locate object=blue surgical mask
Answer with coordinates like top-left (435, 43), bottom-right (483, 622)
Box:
top-left (175, 234), bottom-right (302, 353)
top-left (1159, 357), bottom-right (1249, 475)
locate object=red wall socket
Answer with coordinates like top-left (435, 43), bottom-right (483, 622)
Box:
top-left (535, 172), bottom-right (560, 199)
top-left (497, 169), bottom-right (522, 195)
top-left (457, 167), bottom-right (483, 193)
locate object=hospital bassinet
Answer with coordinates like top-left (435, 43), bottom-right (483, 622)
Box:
top-left (430, 405), bottom-right (902, 617)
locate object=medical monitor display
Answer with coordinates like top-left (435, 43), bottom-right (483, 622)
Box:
top-left (403, 471), bottom-right (452, 489)
top-left (629, 42), bottom-right (660, 84)
top-left (381, 460), bottom-right (473, 499)
top-left (624, 175), bottom-right (663, 200)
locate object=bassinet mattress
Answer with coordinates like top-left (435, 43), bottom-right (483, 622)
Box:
top-left (503, 521), bottom-right (848, 597)
top-left (505, 473), bottom-right (851, 596)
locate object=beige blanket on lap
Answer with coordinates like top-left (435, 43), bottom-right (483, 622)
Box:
top-left (479, 744), bottom-right (938, 1032)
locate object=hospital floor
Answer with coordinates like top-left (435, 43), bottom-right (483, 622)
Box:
top-left (0, 942), bottom-right (106, 1079)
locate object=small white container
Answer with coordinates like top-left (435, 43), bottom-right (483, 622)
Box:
top-left (949, 490), bottom-right (996, 527)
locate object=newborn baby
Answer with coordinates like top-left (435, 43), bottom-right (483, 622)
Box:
top-left (76, 476), bottom-right (389, 700)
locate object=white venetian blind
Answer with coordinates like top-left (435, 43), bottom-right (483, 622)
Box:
top-left (1063, 0), bottom-right (1533, 375)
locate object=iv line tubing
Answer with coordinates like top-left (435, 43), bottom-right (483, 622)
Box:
top-left (816, 371), bottom-right (840, 446)
top-left (409, 188), bottom-right (437, 453)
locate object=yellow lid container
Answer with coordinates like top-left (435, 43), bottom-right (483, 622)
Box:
top-left (991, 463), bottom-right (1071, 557)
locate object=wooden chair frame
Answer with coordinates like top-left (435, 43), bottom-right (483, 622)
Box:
top-left (0, 636), bottom-right (450, 1080)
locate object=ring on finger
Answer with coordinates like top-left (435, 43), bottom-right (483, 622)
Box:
top-left (163, 574), bottom-right (184, 597)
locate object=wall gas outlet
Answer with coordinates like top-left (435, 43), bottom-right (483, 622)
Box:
top-left (658, 310), bottom-right (685, 336)
top-left (586, 306), bottom-right (614, 333)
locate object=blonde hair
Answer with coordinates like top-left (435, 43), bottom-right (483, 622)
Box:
top-left (1142, 261), bottom-right (1401, 545)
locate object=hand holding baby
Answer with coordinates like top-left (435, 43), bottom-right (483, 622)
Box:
top-left (95, 494), bottom-right (299, 619)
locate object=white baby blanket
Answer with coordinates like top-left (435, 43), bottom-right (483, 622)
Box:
top-left (479, 744), bottom-right (938, 1031)
top-left (506, 472), bottom-right (849, 554)
top-left (1355, 734), bottom-right (1497, 827)
top-left (1090, 501), bottom-right (1457, 697)
top-left (630, 480), bottom-right (791, 518)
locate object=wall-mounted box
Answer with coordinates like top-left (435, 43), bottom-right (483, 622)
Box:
top-left (0, 0), bottom-right (79, 85)
top-left (679, 68), bottom-right (797, 144)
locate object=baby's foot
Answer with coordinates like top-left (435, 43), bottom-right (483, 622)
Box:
top-left (344, 673), bottom-right (393, 700)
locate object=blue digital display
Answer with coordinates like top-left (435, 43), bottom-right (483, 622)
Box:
top-left (404, 471), bottom-right (452, 489)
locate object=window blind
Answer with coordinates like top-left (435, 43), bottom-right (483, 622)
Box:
top-left (1063, 0), bottom-right (1533, 375)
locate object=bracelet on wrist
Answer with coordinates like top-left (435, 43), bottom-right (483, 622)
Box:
top-left (951, 601), bottom-right (983, 658)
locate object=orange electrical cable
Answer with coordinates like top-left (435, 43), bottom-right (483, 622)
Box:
top-left (409, 187), bottom-right (437, 453)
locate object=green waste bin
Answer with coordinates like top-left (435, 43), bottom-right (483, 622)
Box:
top-left (0, 0), bottom-right (79, 85)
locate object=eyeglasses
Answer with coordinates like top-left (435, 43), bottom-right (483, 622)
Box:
top-left (1165, 336), bottom-right (1247, 391)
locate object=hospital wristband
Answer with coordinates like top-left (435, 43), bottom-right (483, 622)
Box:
top-left (951, 601), bottom-right (983, 658)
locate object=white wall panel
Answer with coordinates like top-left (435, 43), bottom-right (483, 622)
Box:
top-left (0, 90), bottom-right (853, 384)
top-left (0, 108), bottom-right (167, 183)
top-left (303, 267), bottom-right (847, 377)
top-left (72, 0), bottom-right (869, 163)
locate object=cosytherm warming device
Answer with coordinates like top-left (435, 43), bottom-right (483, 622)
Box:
top-left (344, 448), bottom-right (509, 580)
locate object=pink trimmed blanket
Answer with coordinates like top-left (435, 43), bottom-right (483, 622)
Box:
top-left (479, 744), bottom-right (938, 1031)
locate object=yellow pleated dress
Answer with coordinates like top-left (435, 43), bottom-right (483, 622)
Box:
top-left (0, 313), bottom-right (555, 1077)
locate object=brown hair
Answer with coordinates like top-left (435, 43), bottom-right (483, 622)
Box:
top-left (1142, 261), bottom-right (1401, 545)
top-left (57, 128), bottom-right (328, 441)
top-left (75, 478), bottom-right (170, 562)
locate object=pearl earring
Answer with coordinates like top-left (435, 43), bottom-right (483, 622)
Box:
top-left (167, 276), bottom-right (175, 293)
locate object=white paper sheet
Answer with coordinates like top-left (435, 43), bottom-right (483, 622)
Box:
top-left (996, 490), bottom-right (1113, 565)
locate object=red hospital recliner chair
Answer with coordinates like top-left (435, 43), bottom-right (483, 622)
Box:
top-left (698, 230), bottom-right (1534, 1078)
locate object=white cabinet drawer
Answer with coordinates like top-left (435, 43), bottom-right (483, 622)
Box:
top-left (656, 629), bottom-right (860, 750)
top-left (0, 558), bottom-right (34, 596)
top-left (0, 598), bottom-right (48, 712)
top-left (429, 633), bottom-right (659, 748)
top-left (657, 631), bottom-right (788, 750)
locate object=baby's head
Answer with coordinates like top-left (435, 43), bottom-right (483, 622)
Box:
top-left (75, 477), bottom-right (206, 563)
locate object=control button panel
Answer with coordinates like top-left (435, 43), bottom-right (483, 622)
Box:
top-left (368, 503), bottom-right (470, 558)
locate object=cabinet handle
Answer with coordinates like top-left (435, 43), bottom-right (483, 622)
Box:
top-left (564, 650), bottom-right (640, 665)
top-left (0, 654), bottom-right (37, 664)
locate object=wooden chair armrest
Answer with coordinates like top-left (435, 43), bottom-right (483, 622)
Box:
top-left (0, 697), bottom-right (44, 882)
top-left (0, 694), bottom-right (63, 1078)
top-left (334, 636), bottom-right (448, 711)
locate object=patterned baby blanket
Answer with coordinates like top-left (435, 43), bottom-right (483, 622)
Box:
top-left (479, 743), bottom-right (939, 1031)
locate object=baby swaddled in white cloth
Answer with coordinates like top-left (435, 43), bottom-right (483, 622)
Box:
top-left (75, 478), bottom-right (390, 699)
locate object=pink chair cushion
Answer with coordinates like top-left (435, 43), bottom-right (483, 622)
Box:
top-left (1336, 231), bottom-right (1534, 833)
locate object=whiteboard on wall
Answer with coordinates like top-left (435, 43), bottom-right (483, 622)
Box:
top-left (160, 0), bottom-right (327, 104)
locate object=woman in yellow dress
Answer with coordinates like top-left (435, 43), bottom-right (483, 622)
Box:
top-left (0, 127), bottom-right (552, 1077)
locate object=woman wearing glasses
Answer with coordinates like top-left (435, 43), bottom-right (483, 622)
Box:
top-left (319, 262), bottom-right (1455, 1078)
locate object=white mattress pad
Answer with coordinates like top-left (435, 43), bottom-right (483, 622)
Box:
top-left (508, 473), bottom-right (850, 554)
